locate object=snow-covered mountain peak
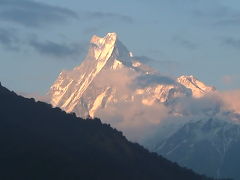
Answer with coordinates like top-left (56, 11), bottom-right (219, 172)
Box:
top-left (177, 75), bottom-right (215, 97)
top-left (90, 32), bottom-right (117, 48)
top-left (88, 32), bottom-right (119, 61)
top-left (177, 75), bottom-right (200, 84)
top-left (49, 33), bottom-right (216, 118)
top-left (87, 32), bottom-right (133, 66)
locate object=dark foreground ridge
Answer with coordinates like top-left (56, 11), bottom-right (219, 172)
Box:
top-left (0, 83), bottom-right (230, 180)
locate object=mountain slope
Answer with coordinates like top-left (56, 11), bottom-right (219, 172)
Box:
top-left (177, 75), bottom-right (215, 98)
top-left (49, 32), bottom-right (214, 118)
top-left (149, 118), bottom-right (240, 180)
top-left (0, 83), bottom-right (223, 180)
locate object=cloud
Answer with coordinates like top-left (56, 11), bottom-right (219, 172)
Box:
top-left (97, 99), bottom-right (169, 141)
top-left (0, 0), bottom-right (133, 31)
top-left (88, 65), bottom-right (170, 141)
top-left (219, 90), bottom-right (240, 114)
top-left (143, 90), bottom-right (240, 144)
top-left (71, 59), bottom-right (240, 143)
top-left (191, 1), bottom-right (240, 27)
top-left (167, 90), bottom-right (240, 125)
top-left (0, 26), bottom-right (86, 59)
top-left (170, 95), bottom-right (223, 118)
top-left (221, 75), bottom-right (235, 85)
top-left (135, 74), bottom-right (176, 88)
top-left (173, 36), bottom-right (198, 50)
top-left (192, 4), bottom-right (229, 18)
top-left (94, 66), bottom-right (137, 95)
top-left (97, 71), bottom-right (240, 141)
top-left (89, 65), bottom-right (184, 141)
top-left (96, 87), bottom-right (229, 142)
top-left (0, 27), bottom-right (20, 50)
top-left (212, 7), bottom-right (240, 27)
top-left (132, 56), bottom-right (181, 76)
top-left (0, 0), bottom-right (78, 27)
top-left (216, 17), bottom-right (240, 27)
top-left (222, 37), bottom-right (240, 49)
top-left (29, 39), bottom-right (86, 59)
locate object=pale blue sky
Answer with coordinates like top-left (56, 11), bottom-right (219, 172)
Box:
top-left (0, 0), bottom-right (240, 95)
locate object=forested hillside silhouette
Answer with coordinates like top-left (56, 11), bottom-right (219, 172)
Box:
top-left (0, 83), bottom-right (230, 180)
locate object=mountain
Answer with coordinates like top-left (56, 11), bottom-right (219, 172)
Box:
top-left (49, 32), bottom-right (214, 118)
top-left (177, 75), bottom-right (215, 98)
top-left (0, 82), bottom-right (222, 180)
top-left (149, 118), bottom-right (240, 180)
top-left (48, 32), bottom-right (240, 179)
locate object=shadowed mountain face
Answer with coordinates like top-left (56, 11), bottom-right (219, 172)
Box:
top-left (149, 119), bottom-right (240, 180)
top-left (0, 83), bottom-right (224, 180)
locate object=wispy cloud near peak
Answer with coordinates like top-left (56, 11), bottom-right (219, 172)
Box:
top-left (0, 0), bottom-right (78, 27)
